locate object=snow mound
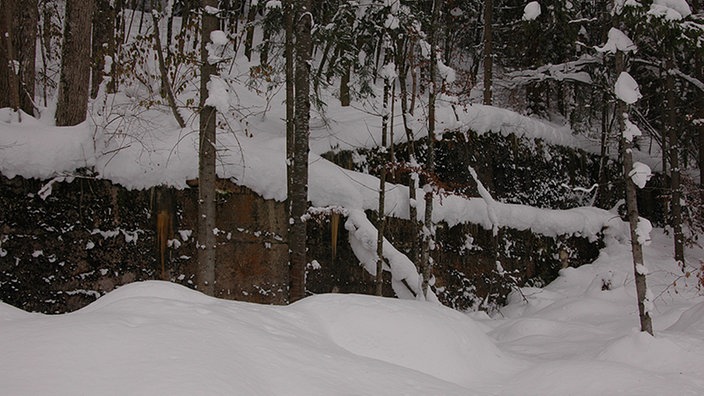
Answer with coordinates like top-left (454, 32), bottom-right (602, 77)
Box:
top-left (294, 293), bottom-right (514, 387)
top-left (0, 281), bottom-right (485, 395)
top-left (0, 110), bottom-right (95, 180)
top-left (667, 302), bottom-right (704, 335)
top-left (598, 331), bottom-right (688, 372)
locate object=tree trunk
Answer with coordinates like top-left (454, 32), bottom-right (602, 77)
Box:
top-left (421, 0), bottom-right (442, 299)
top-left (152, 11), bottom-right (186, 128)
top-left (16, 0), bottom-right (38, 114)
top-left (616, 50), bottom-right (653, 335)
top-left (197, 0), bottom-right (219, 296)
top-left (376, 52), bottom-right (392, 296)
top-left (91, 0), bottom-right (114, 99)
top-left (289, 0), bottom-right (312, 302)
top-left (482, 0), bottom-right (493, 105)
top-left (665, 59), bottom-right (684, 267)
top-left (243, 0), bottom-right (258, 61)
top-left (0, 0), bottom-right (20, 115)
top-left (56, 0), bottom-right (94, 126)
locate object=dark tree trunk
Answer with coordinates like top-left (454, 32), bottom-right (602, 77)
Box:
top-left (482, 0), bottom-right (493, 105)
top-left (244, 0), bottom-right (258, 61)
top-left (152, 10), bottom-right (186, 128)
top-left (376, 52), bottom-right (392, 296)
top-left (1, 0), bottom-right (37, 115)
top-left (197, 0), bottom-right (219, 296)
top-left (91, 0), bottom-right (115, 99)
top-left (289, 0), bottom-right (312, 302)
top-left (665, 59), bottom-right (684, 267)
top-left (0, 0), bottom-right (20, 114)
top-left (56, 0), bottom-right (94, 126)
top-left (16, 0), bottom-right (38, 114)
top-left (421, 0), bottom-right (442, 299)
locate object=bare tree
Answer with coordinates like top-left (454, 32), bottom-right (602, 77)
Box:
top-left (1, 0), bottom-right (38, 115)
top-left (55, 0), bottom-right (94, 126)
top-left (197, 0), bottom-right (220, 296)
top-left (482, 0), bottom-right (493, 105)
top-left (420, 0), bottom-right (443, 299)
top-left (615, 49), bottom-right (653, 336)
top-left (288, 0), bottom-right (312, 302)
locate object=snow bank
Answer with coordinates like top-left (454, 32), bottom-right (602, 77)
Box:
top-left (294, 293), bottom-right (514, 387)
top-left (0, 281), bottom-right (496, 395)
top-left (0, 110), bottom-right (95, 180)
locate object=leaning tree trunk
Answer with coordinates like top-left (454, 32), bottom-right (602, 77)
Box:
top-left (616, 50), bottom-right (653, 336)
top-left (55, 0), bottom-right (94, 126)
top-left (197, 0), bottom-right (219, 296)
top-left (289, 0), bottom-right (312, 302)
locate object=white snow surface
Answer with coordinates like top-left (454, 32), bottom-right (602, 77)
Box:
top-left (596, 27), bottom-right (637, 54)
top-left (649, 0), bottom-right (692, 20)
top-left (2, 230), bottom-right (703, 395)
top-left (522, 2), bottom-right (542, 21)
top-left (629, 161), bottom-right (652, 189)
top-left (615, 72), bottom-right (642, 104)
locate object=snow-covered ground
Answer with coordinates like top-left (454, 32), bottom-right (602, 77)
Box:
top-left (2, 230), bottom-right (703, 395)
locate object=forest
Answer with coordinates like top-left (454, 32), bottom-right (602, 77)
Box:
top-left (1, 0), bottom-right (704, 394)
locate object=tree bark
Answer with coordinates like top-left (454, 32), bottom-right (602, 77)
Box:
top-left (16, 0), bottom-right (38, 114)
top-left (243, 0), bottom-right (258, 61)
top-left (152, 11), bottom-right (186, 128)
top-left (482, 0), bottom-right (493, 105)
top-left (197, 0), bottom-right (219, 296)
top-left (616, 50), bottom-right (653, 335)
top-left (91, 0), bottom-right (115, 99)
top-left (0, 0), bottom-right (20, 115)
top-left (376, 51), bottom-right (392, 296)
top-left (421, 0), bottom-right (442, 299)
top-left (289, 0), bottom-right (312, 302)
top-left (56, 0), bottom-right (94, 126)
top-left (665, 59), bottom-right (684, 267)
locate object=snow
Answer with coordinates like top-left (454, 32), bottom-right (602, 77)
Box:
top-left (596, 28), bottom-right (637, 54)
top-left (3, 9), bottom-right (703, 393)
top-left (2, 229), bottom-right (703, 395)
top-left (636, 217), bottom-right (652, 245)
top-left (205, 76), bottom-right (231, 114)
top-left (623, 116), bottom-right (642, 142)
top-left (648, 0), bottom-right (692, 20)
top-left (629, 161), bottom-right (652, 188)
top-left (209, 30), bottom-right (229, 46)
top-left (615, 72), bottom-right (642, 104)
top-left (522, 2), bottom-right (542, 21)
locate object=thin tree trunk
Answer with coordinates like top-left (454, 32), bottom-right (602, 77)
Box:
top-left (153, 11), bottom-right (186, 128)
top-left (421, 0), bottom-right (442, 299)
top-left (91, 0), bottom-right (114, 99)
top-left (482, 0), bottom-right (493, 105)
top-left (396, 37), bottom-right (419, 268)
top-left (616, 50), bottom-right (653, 335)
top-left (376, 52), bottom-right (392, 296)
top-left (289, 0), bottom-right (312, 302)
top-left (284, 0), bottom-right (295, 302)
top-left (197, 0), bottom-right (219, 296)
top-left (244, 0), bottom-right (257, 61)
top-left (55, 0), bottom-right (95, 126)
top-left (0, 1), bottom-right (20, 116)
top-left (666, 59), bottom-right (684, 267)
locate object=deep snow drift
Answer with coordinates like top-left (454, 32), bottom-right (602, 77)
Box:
top-left (2, 230), bottom-right (703, 395)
